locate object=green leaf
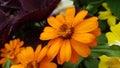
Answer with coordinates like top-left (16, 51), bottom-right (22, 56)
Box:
top-left (73, 0), bottom-right (104, 14)
top-left (85, 0), bottom-right (104, 14)
top-left (62, 62), bottom-right (79, 68)
top-left (98, 20), bottom-right (110, 33)
top-left (83, 57), bottom-right (99, 68)
top-left (97, 33), bottom-right (108, 45)
top-left (91, 33), bottom-right (109, 58)
top-left (73, 0), bottom-right (82, 7)
top-left (3, 58), bottom-right (15, 68)
top-left (83, 0), bottom-right (104, 4)
top-left (106, 0), bottom-right (120, 19)
top-left (34, 21), bottom-right (47, 28)
top-left (62, 57), bottom-right (83, 68)
top-left (3, 59), bottom-right (11, 68)
top-left (91, 45), bottom-right (120, 58)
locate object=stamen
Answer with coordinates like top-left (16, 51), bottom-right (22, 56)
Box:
top-left (58, 24), bottom-right (74, 39)
top-left (59, 24), bottom-right (68, 32)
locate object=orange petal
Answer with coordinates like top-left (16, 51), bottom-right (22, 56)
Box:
top-left (37, 46), bottom-right (48, 62)
top-left (88, 39), bottom-right (98, 47)
top-left (17, 47), bottom-right (34, 64)
top-left (35, 44), bottom-right (42, 60)
top-left (47, 39), bottom-right (56, 47)
top-left (14, 46), bottom-right (20, 56)
top-left (72, 10), bottom-right (88, 26)
top-left (65, 7), bottom-right (75, 24)
top-left (19, 40), bottom-right (24, 47)
top-left (70, 39), bottom-right (90, 57)
top-left (56, 14), bottom-right (65, 23)
top-left (10, 64), bottom-right (24, 68)
top-left (64, 40), bottom-right (71, 62)
top-left (90, 28), bottom-right (101, 36)
top-left (43, 26), bottom-right (56, 32)
top-left (11, 39), bottom-right (17, 48)
top-left (5, 43), bottom-right (11, 50)
top-left (70, 49), bottom-right (79, 64)
top-left (10, 39), bottom-right (15, 49)
top-left (0, 58), bottom-right (6, 64)
top-left (40, 32), bottom-right (57, 40)
top-left (40, 27), bottom-right (58, 40)
top-left (41, 56), bottom-right (53, 63)
top-left (60, 40), bottom-right (71, 62)
top-left (74, 17), bottom-right (98, 33)
top-left (47, 16), bottom-right (62, 28)
top-left (60, 41), bottom-right (66, 63)
top-left (16, 40), bottom-right (24, 48)
top-left (83, 16), bottom-right (98, 22)
top-left (14, 39), bottom-right (21, 48)
top-left (47, 38), bottom-right (63, 60)
top-left (72, 33), bottom-right (95, 43)
top-left (57, 53), bottom-right (64, 65)
top-left (40, 62), bottom-right (57, 68)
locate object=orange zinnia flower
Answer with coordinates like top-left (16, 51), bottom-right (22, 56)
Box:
top-left (0, 38), bottom-right (24, 65)
top-left (40, 7), bottom-right (101, 64)
top-left (10, 44), bottom-right (57, 68)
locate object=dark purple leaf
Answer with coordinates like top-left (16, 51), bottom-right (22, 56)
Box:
top-left (0, 0), bottom-right (21, 8)
top-left (10, 0), bottom-right (61, 33)
top-left (0, 9), bottom-right (9, 31)
top-left (0, 0), bottom-right (8, 4)
top-left (0, 0), bottom-right (21, 15)
top-left (0, 0), bottom-right (61, 46)
top-left (0, 9), bottom-right (12, 45)
top-left (19, 0), bottom-right (57, 11)
top-left (7, 0), bottom-right (21, 9)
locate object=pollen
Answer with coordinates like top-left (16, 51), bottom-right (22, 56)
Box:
top-left (57, 24), bottom-right (73, 39)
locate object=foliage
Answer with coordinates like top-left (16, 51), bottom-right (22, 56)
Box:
top-left (3, 59), bottom-right (14, 68)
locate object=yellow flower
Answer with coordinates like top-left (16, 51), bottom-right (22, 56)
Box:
top-left (106, 22), bottom-right (120, 45)
top-left (40, 7), bottom-right (101, 64)
top-left (99, 55), bottom-right (120, 68)
top-left (0, 38), bottom-right (24, 65)
top-left (98, 3), bottom-right (117, 26)
top-left (10, 44), bottom-right (57, 68)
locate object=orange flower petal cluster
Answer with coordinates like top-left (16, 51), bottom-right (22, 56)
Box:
top-left (40, 7), bottom-right (101, 64)
top-left (0, 39), bottom-right (24, 65)
top-left (10, 44), bottom-right (57, 68)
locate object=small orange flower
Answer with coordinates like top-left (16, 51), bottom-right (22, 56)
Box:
top-left (0, 38), bottom-right (24, 65)
top-left (10, 44), bottom-right (57, 68)
top-left (40, 7), bottom-right (101, 64)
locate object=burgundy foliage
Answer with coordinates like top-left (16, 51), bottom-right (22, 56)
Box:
top-left (0, 0), bottom-right (61, 45)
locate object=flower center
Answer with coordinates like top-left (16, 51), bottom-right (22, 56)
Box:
top-left (106, 57), bottom-right (120, 68)
top-left (27, 61), bottom-right (39, 68)
top-left (58, 24), bottom-right (74, 39)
